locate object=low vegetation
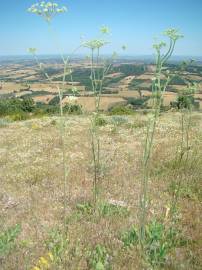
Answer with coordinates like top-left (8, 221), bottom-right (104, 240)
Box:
top-left (0, 1), bottom-right (202, 270)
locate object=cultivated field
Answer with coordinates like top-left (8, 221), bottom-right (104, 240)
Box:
top-left (1, 60), bottom-right (202, 111)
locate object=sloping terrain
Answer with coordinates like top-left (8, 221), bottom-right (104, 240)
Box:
top-left (0, 112), bottom-right (202, 269)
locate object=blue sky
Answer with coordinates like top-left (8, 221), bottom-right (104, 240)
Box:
top-left (0, 0), bottom-right (202, 56)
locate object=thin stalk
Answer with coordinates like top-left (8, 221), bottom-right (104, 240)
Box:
top-left (89, 47), bottom-right (112, 209)
top-left (139, 40), bottom-right (175, 244)
top-left (32, 26), bottom-right (80, 270)
top-left (185, 109), bottom-right (191, 161)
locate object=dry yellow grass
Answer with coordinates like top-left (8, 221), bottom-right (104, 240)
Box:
top-left (0, 112), bottom-right (202, 269)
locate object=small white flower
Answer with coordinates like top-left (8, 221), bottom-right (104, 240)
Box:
top-left (66, 96), bottom-right (78, 104)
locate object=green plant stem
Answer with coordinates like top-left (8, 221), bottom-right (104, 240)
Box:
top-left (139, 41), bottom-right (175, 245)
top-left (32, 24), bottom-right (81, 270)
top-left (89, 47), bottom-right (112, 209)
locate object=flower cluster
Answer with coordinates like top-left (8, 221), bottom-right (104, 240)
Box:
top-left (100, 25), bottom-right (110, 34)
top-left (81, 26), bottom-right (110, 50)
top-left (153, 41), bottom-right (166, 51)
top-left (28, 1), bottom-right (67, 22)
top-left (163, 28), bottom-right (183, 41)
top-left (28, 48), bottom-right (37, 55)
top-left (82, 39), bottom-right (109, 50)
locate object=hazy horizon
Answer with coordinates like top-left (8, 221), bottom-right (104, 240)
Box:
top-left (1, 54), bottom-right (202, 64)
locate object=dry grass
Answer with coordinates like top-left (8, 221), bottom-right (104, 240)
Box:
top-left (0, 112), bottom-right (202, 269)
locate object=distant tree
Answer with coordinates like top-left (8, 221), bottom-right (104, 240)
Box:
top-left (21, 97), bottom-right (35, 112)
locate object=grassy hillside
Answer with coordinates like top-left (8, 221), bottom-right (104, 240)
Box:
top-left (0, 112), bottom-right (201, 269)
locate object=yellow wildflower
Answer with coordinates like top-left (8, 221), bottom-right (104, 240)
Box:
top-left (39, 257), bottom-right (50, 268)
top-left (47, 252), bottom-right (54, 262)
top-left (32, 267), bottom-right (41, 270)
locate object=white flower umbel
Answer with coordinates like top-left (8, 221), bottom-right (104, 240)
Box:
top-left (28, 1), bottom-right (67, 22)
top-left (82, 39), bottom-right (109, 50)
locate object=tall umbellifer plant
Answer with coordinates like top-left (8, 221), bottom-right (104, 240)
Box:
top-left (82, 27), bottom-right (113, 208)
top-left (139, 29), bottom-right (183, 244)
top-left (170, 59), bottom-right (198, 163)
top-left (170, 82), bottom-right (198, 219)
top-left (177, 83), bottom-right (198, 162)
top-left (165, 60), bottom-right (199, 219)
top-left (27, 1), bottom-right (77, 241)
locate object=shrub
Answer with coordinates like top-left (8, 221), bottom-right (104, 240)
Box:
top-left (94, 115), bottom-right (108, 127)
top-left (21, 97), bottom-right (35, 112)
top-left (44, 105), bottom-right (60, 115)
top-left (63, 104), bottom-right (83, 115)
top-left (109, 105), bottom-right (134, 115)
top-left (177, 95), bottom-right (195, 110)
top-left (171, 95), bottom-right (199, 110)
top-left (34, 103), bottom-right (59, 115)
top-left (48, 95), bottom-right (60, 106)
top-left (9, 112), bottom-right (30, 121)
top-left (0, 97), bottom-right (34, 117)
top-left (126, 97), bottom-right (149, 108)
